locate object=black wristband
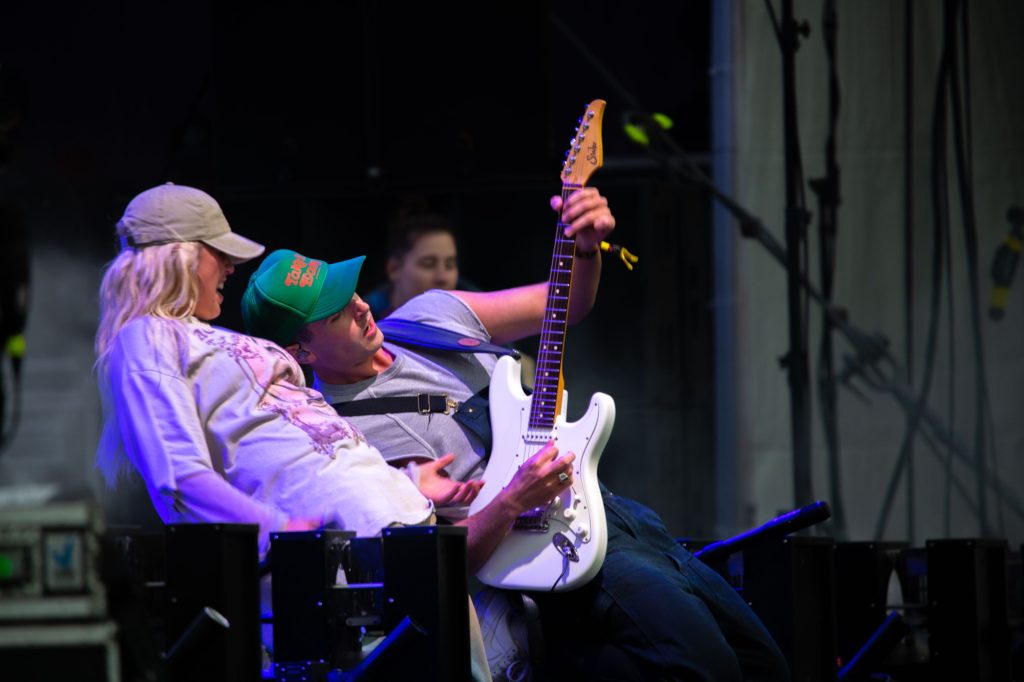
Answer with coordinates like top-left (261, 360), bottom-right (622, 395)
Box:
top-left (576, 247), bottom-right (599, 259)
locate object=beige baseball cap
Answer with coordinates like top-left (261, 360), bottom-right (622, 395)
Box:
top-left (117, 182), bottom-right (265, 263)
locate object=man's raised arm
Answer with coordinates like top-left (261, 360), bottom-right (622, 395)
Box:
top-left (452, 187), bottom-right (615, 344)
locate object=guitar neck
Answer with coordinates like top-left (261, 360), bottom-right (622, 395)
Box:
top-left (527, 98), bottom-right (605, 432)
top-left (528, 183), bottom-right (584, 431)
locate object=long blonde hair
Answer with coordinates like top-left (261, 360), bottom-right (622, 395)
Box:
top-left (95, 238), bottom-right (203, 484)
top-left (94, 239), bottom-right (202, 368)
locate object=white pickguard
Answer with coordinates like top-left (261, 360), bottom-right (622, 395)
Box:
top-left (468, 354), bottom-right (615, 591)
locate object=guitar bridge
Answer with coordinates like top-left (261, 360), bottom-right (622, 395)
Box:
top-left (512, 508), bottom-right (550, 532)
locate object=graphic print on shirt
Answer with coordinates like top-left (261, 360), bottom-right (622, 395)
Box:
top-left (193, 326), bottom-right (368, 454)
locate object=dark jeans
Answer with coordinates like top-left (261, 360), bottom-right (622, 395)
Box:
top-left (531, 491), bottom-right (790, 682)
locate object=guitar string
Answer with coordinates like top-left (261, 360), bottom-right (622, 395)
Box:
top-left (531, 183), bottom-right (580, 431)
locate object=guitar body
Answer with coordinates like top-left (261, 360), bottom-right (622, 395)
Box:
top-left (469, 354), bottom-right (615, 591)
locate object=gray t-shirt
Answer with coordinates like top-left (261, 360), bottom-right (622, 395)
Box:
top-left (315, 290), bottom-right (500, 482)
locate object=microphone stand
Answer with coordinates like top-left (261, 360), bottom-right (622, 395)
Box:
top-left (547, 10), bottom-right (1024, 535)
top-left (773, 0), bottom-right (815, 511)
top-left (807, 0), bottom-right (847, 538)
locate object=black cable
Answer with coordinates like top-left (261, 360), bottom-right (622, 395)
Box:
top-left (811, 0), bottom-right (845, 538)
top-left (874, 15), bottom-right (951, 541)
top-left (774, 0), bottom-right (815, 509)
top-left (928, 11), bottom-right (953, 540)
top-left (762, 0), bottom-right (784, 46)
top-left (986, 390), bottom-right (1006, 534)
top-left (946, 0), bottom-right (993, 536)
top-left (902, 0), bottom-right (916, 544)
top-left (943, 0), bottom-right (960, 536)
top-left (935, 0), bottom-right (957, 538)
top-left (960, 0), bottom-right (974, 185)
top-left (963, 5), bottom-right (1006, 537)
top-left (942, 103), bottom-right (956, 539)
top-left (857, 352), bottom-right (1024, 524)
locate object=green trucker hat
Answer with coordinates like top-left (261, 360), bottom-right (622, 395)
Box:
top-left (241, 249), bottom-right (365, 345)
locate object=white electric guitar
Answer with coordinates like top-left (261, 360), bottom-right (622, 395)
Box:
top-left (468, 100), bottom-right (615, 591)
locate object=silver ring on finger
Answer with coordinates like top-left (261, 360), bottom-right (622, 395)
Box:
top-left (558, 471), bottom-right (569, 483)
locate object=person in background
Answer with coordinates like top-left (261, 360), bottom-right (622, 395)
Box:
top-left (365, 211), bottom-right (536, 387)
top-left (364, 212), bottom-right (467, 319)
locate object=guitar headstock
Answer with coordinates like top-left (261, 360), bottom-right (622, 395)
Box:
top-left (561, 99), bottom-right (606, 187)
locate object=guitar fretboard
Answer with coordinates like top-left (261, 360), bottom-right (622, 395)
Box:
top-left (528, 183), bottom-right (582, 431)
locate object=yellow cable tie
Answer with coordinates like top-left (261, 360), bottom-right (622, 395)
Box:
top-left (599, 242), bottom-right (639, 271)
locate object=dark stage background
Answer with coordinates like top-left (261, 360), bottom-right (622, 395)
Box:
top-left (0, 2), bottom-right (720, 537)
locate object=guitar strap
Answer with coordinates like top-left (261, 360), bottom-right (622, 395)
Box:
top-left (330, 317), bottom-right (517, 451)
top-left (376, 317), bottom-right (520, 359)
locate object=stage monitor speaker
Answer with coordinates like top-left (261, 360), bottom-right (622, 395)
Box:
top-left (377, 525), bottom-right (469, 682)
top-left (164, 523), bottom-right (260, 682)
top-left (926, 538), bottom-right (1010, 681)
top-left (270, 529), bottom-right (384, 673)
top-left (270, 526), bottom-right (468, 681)
top-left (742, 536), bottom-right (837, 682)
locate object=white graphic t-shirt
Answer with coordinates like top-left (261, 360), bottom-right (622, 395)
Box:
top-left (99, 316), bottom-right (431, 552)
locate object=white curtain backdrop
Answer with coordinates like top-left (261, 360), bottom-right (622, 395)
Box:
top-left (731, 0), bottom-right (1024, 544)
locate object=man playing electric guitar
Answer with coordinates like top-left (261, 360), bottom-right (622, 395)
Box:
top-left (241, 185), bottom-right (790, 681)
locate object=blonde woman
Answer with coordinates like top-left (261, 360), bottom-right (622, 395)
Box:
top-left (94, 183), bottom-right (440, 557)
